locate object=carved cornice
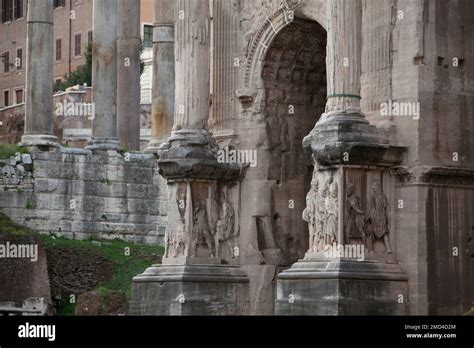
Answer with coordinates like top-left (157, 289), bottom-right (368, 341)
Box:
top-left (421, 166), bottom-right (474, 186)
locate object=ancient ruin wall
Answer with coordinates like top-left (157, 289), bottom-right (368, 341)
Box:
top-left (0, 149), bottom-right (167, 245)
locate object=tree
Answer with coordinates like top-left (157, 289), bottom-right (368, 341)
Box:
top-left (53, 43), bottom-right (92, 92)
top-left (53, 41), bottom-right (145, 93)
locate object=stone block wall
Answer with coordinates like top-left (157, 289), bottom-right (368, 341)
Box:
top-left (0, 148), bottom-right (167, 245)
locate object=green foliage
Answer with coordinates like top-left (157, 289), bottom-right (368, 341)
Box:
top-left (0, 208), bottom-right (164, 316)
top-left (99, 178), bottom-right (112, 185)
top-left (42, 235), bottom-right (164, 314)
top-left (54, 41), bottom-right (145, 93)
top-left (0, 212), bottom-right (36, 237)
top-left (53, 44), bottom-right (92, 92)
top-left (0, 144), bottom-right (28, 159)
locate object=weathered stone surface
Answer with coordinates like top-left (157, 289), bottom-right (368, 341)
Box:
top-left (0, 148), bottom-right (166, 245)
top-left (130, 264), bottom-right (249, 315)
top-left (276, 259), bottom-right (408, 315)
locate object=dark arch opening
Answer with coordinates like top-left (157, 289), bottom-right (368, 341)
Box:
top-left (261, 17), bottom-right (326, 263)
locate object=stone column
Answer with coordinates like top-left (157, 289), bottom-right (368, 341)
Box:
top-left (276, 0), bottom-right (408, 315)
top-left (20, 0), bottom-right (59, 147)
top-left (173, 0), bottom-right (210, 130)
top-left (131, 0), bottom-right (249, 315)
top-left (145, 0), bottom-right (175, 152)
top-left (303, 0), bottom-right (379, 150)
top-left (117, 0), bottom-right (141, 151)
top-left (87, 0), bottom-right (119, 151)
top-left (325, 0), bottom-right (362, 115)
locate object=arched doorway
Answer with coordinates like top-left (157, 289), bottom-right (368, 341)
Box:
top-left (260, 17), bottom-right (327, 264)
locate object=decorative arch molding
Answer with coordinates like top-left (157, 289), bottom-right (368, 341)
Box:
top-left (237, 0), bottom-right (327, 109)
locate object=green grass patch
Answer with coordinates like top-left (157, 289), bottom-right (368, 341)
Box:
top-left (0, 212), bottom-right (36, 237)
top-left (41, 235), bottom-right (164, 302)
top-left (0, 144), bottom-right (28, 159)
top-left (0, 212), bottom-right (164, 315)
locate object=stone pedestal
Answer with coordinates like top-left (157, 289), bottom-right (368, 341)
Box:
top-left (130, 263), bottom-right (249, 315)
top-left (275, 142), bottom-right (408, 315)
top-left (131, 128), bottom-right (249, 315)
top-left (276, 258), bottom-right (408, 315)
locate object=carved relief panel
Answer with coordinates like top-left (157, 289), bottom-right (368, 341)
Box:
top-left (342, 167), bottom-right (396, 258)
top-left (302, 168), bottom-right (340, 258)
top-left (163, 179), bottom-right (240, 264)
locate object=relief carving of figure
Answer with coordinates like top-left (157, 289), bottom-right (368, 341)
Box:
top-left (302, 171), bottom-right (326, 252)
top-left (167, 224), bottom-right (187, 258)
top-left (324, 181), bottom-right (338, 246)
top-left (302, 172), bottom-right (319, 252)
top-left (215, 192), bottom-right (237, 260)
top-left (367, 182), bottom-right (392, 254)
top-left (345, 183), bottom-right (373, 252)
top-left (190, 203), bottom-right (215, 258)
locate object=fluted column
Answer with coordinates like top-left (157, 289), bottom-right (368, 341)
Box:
top-left (20, 0), bottom-right (58, 147)
top-left (174, 0), bottom-right (210, 129)
top-left (87, 0), bottom-right (119, 151)
top-left (145, 0), bottom-right (175, 152)
top-left (303, 0), bottom-right (379, 156)
top-left (324, 0), bottom-right (363, 115)
top-left (117, 0), bottom-right (141, 150)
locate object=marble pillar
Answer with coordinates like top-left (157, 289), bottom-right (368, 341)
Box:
top-left (145, 0), bottom-right (175, 152)
top-left (131, 0), bottom-right (249, 315)
top-left (20, 0), bottom-right (59, 148)
top-left (87, 0), bottom-right (120, 151)
top-left (117, 0), bottom-right (141, 151)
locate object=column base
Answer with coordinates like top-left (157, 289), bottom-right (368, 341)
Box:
top-left (85, 138), bottom-right (120, 151)
top-left (303, 110), bottom-right (407, 166)
top-left (275, 259), bottom-right (408, 315)
top-left (143, 138), bottom-right (167, 154)
top-left (158, 128), bottom-right (241, 181)
top-left (130, 263), bottom-right (249, 315)
top-left (19, 134), bottom-right (59, 148)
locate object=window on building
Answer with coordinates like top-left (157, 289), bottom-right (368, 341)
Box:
top-left (3, 51), bottom-right (10, 73)
top-left (88, 30), bottom-right (93, 45)
top-left (53, 0), bottom-right (65, 8)
top-left (16, 48), bottom-right (22, 70)
top-left (2, 0), bottom-right (13, 22)
top-left (15, 89), bottom-right (22, 104)
top-left (56, 39), bottom-right (62, 61)
top-left (143, 25), bottom-right (153, 48)
top-left (13, 0), bottom-right (22, 19)
top-left (74, 33), bottom-right (82, 56)
top-left (3, 90), bottom-right (9, 107)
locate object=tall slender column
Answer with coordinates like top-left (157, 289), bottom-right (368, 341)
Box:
top-left (117, 0), bottom-right (141, 151)
top-left (87, 0), bottom-right (119, 151)
top-left (174, 0), bottom-right (210, 130)
top-left (20, 0), bottom-right (58, 147)
top-left (324, 0), bottom-right (363, 115)
top-left (145, 0), bottom-right (175, 152)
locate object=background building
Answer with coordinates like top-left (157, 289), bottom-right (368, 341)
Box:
top-left (0, 0), bottom-right (154, 107)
